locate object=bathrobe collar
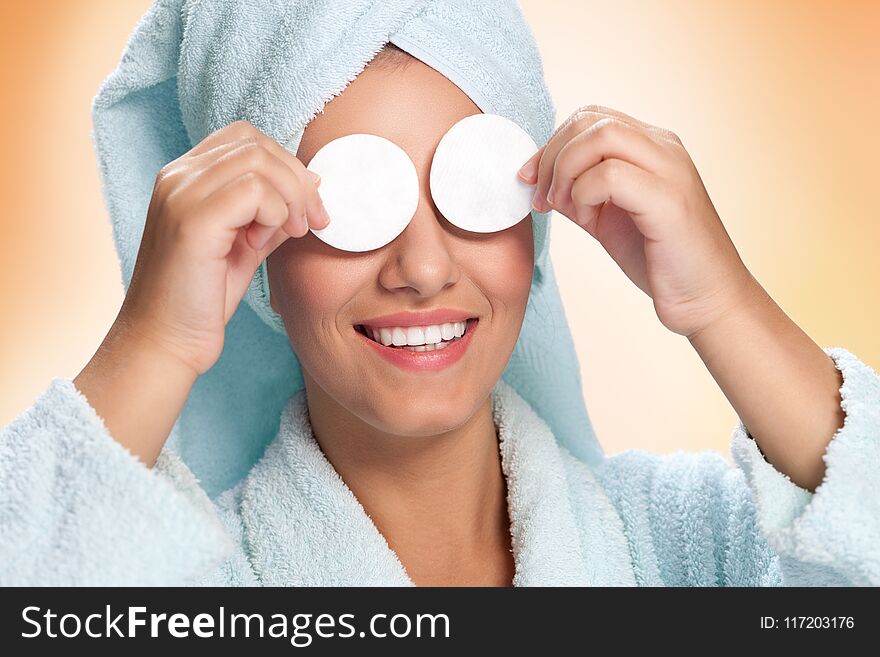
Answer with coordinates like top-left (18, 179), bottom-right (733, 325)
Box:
top-left (239, 380), bottom-right (635, 586)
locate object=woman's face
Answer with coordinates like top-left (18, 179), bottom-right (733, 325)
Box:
top-left (267, 54), bottom-right (534, 437)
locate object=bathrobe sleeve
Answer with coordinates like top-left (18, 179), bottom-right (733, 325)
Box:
top-left (594, 347), bottom-right (880, 586)
top-left (725, 346), bottom-right (880, 586)
top-left (0, 377), bottom-right (237, 585)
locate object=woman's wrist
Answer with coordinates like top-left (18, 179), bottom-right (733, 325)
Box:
top-left (73, 316), bottom-right (200, 467)
top-left (684, 268), bottom-right (765, 346)
top-left (685, 274), bottom-right (843, 491)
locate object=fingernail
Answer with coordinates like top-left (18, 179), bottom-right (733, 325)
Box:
top-left (547, 188), bottom-right (556, 207)
top-left (518, 158), bottom-right (537, 180)
top-left (318, 201), bottom-right (331, 227)
top-left (532, 189), bottom-right (546, 212)
top-left (307, 170), bottom-right (321, 185)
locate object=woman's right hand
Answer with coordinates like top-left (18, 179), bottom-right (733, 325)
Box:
top-left (73, 121), bottom-right (328, 467)
top-left (118, 119), bottom-right (329, 376)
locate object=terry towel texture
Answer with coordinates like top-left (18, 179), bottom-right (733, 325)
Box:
top-left (1, 347), bottom-right (878, 585)
top-left (2, 0), bottom-right (879, 585)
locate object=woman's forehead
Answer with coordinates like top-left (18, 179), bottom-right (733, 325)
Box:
top-left (297, 57), bottom-right (481, 174)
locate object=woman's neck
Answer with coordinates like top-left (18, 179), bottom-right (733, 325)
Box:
top-left (303, 378), bottom-right (515, 586)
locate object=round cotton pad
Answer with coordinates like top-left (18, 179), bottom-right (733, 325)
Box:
top-left (430, 114), bottom-right (538, 233)
top-left (306, 134), bottom-right (419, 252)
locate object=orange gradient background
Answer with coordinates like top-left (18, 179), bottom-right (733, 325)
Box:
top-left (1, 1), bottom-right (877, 460)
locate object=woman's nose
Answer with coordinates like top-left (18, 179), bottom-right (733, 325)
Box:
top-left (377, 204), bottom-right (460, 298)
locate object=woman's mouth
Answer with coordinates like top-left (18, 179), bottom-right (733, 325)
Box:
top-left (356, 320), bottom-right (468, 350)
top-left (353, 318), bottom-right (478, 372)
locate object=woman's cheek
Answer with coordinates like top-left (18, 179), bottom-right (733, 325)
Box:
top-left (470, 219), bottom-right (534, 313)
top-left (268, 252), bottom-right (341, 354)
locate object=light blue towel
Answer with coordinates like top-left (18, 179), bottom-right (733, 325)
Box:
top-left (90, 0), bottom-right (601, 498)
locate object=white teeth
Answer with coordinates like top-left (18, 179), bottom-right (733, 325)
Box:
top-left (424, 325), bottom-right (442, 344)
top-left (391, 327), bottom-right (408, 346)
top-left (360, 320), bottom-right (472, 349)
top-left (401, 340), bottom-right (451, 352)
top-left (406, 326), bottom-right (425, 345)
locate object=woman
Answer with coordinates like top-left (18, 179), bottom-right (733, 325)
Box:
top-left (1, 0), bottom-right (878, 586)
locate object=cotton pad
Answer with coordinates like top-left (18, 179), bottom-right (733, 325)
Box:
top-left (430, 114), bottom-right (538, 233)
top-left (306, 134), bottom-right (419, 252)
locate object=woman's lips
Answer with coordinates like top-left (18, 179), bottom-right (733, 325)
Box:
top-left (355, 318), bottom-right (478, 372)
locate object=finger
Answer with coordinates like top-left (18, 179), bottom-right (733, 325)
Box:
top-left (187, 140), bottom-right (309, 231)
top-left (568, 158), bottom-right (674, 242)
top-left (547, 118), bottom-right (672, 214)
top-left (256, 224), bottom-right (296, 261)
top-left (156, 138), bottom-right (243, 192)
top-left (574, 104), bottom-right (683, 145)
top-left (188, 120), bottom-right (329, 229)
top-left (532, 111), bottom-right (612, 212)
top-left (532, 106), bottom-right (681, 211)
top-left (517, 107), bottom-right (625, 185)
top-left (187, 119), bottom-right (267, 158)
top-left (188, 172), bottom-right (299, 257)
top-left (224, 228), bottom-right (261, 314)
top-left (247, 213), bottom-right (298, 251)
top-left (517, 144), bottom-right (546, 183)
top-left (518, 110), bottom-right (610, 185)
top-left (302, 169), bottom-right (330, 229)
top-left (243, 131), bottom-right (330, 230)
top-left (247, 191), bottom-right (311, 250)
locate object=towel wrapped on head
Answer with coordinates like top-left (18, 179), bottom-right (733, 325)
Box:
top-left (91, 0), bottom-right (602, 497)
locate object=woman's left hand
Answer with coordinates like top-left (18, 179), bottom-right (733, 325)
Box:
top-left (518, 104), bottom-right (759, 338)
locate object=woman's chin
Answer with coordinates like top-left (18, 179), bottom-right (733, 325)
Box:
top-left (363, 386), bottom-right (484, 437)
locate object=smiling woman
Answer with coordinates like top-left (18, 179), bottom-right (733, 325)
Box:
top-left (267, 51), bottom-right (532, 435)
top-left (1, 0), bottom-right (879, 590)
top-left (262, 53), bottom-right (533, 584)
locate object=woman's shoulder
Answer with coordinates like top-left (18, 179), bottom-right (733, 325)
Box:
top-left (559, 446), bottom-right (772, 586)
top-left (566, 444), bottom-right (747, 529)
top-left (562, 446), bottom-right (746, 532)
top-left (587, 446), bottom-right (736, 495)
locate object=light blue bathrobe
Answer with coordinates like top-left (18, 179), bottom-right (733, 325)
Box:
top-left (2, 0), bottom-right (878, 586)
top-left (1, 346), bottom-right (879, 586)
